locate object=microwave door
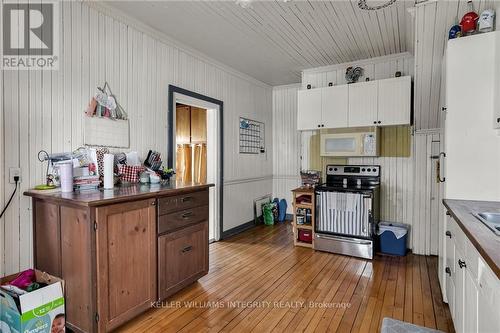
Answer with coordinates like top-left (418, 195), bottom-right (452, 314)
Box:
top-left (322, 137), bottom-right (359, 156)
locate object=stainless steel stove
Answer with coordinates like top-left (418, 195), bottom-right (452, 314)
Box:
top-left (315, 165), bottom-right (380, 259)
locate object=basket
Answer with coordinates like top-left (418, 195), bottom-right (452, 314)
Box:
top-left (300, 170), bottom-right (321, 187)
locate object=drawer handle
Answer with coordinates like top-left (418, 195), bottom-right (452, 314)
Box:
top-left (458, 259), bottom-right (467, 269)
top-left (181, 196), bottom-right (193, 203)
top-left (181, 245), bottom-right (193, 253)
top-left (445, 267), bottom-right (451, 276)
top-left (445, 231), bottom-right (452, 238)
top-left (181, 212), bottom-right (194, 219)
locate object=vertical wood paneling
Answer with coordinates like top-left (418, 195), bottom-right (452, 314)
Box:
top-left (413, 0), bottom-right (500, 130)
top-left (412, 131), bottom-right (442, 255)
top-left (1, 2), bottom-right (272, 275)
top-left (272, 85), bottom-right (301, 212)
top-left (276, 52), bottom-right (444, 254)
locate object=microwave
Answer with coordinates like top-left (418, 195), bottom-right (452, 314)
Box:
top-left (320, 129), bottom-right (380, 157)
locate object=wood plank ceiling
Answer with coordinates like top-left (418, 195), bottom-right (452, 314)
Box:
top-left (106, 0), bottom-right (415, 85)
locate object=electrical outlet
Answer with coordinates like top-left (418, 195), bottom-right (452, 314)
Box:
top-left (9, 168), bottom-right (21, 184)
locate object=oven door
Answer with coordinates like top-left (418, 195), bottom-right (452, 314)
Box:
top-left (315, 190), bottom-right (372, 238)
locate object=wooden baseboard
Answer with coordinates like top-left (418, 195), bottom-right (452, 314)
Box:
top-left (221, 220), bottom-right (255, 239)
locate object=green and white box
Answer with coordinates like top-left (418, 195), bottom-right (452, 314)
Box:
top-left (0, 270), bottom-right (65, 333)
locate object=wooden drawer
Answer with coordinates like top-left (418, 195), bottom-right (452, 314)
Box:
top-left (158, 189), bottom-right (209, 215)
top-left (158, 221), bottom-right (208, 300)
top-left (158, 205), bottom-right (209, 235)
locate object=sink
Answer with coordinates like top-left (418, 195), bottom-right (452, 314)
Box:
top-left (473, 212), bottom-right (500, 236)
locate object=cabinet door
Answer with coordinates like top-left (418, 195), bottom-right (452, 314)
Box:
top-left (297, 88), bottom-right (322, 130)
top-left (176, 104), bottom-right (191, 144)
top-left (455, 248), bottom-right (465, 333)
top-left (96, 199), bottom-right (157, 332)
top-left (190, 106), bottom-right (207, 143)
top-left (464, 269), bottom-right (478, 333)
top-left (321, 85), bottom-right (348, 128)
top-left (478, 259), bottom-right (500, 333)
top-left (158, 221), bottom-right (208, 300)
top-left (377, 76), bottom-right (411, 126)
top-left (348, 81), bottom-right (378, 127)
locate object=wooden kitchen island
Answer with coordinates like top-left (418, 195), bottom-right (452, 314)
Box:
top-left (24, 181), bottom-right (213, 333)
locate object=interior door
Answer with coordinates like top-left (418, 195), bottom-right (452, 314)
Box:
top-left (377, 76), bottom-right (411, 126)
top-left (348, 81), bottom-right (378, 127)
top-left (321, 85), bottom-right (348, 128)
top-left (298, 88), bottom-right (322, 130)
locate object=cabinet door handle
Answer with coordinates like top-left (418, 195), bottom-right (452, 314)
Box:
top-left (445, 267), bottom-right (451, 276)
top-left (445, 231), bottom-right (452, 238)
top-left (377, 121), bottom-right (381, 124)
top-left (181, 196), bottom-right (193, 203)
top-left (458, 259), bottom-right (466, 269)
top-left (181, 245), bottom-right (193, 253)
top-left (373, 121), bottom-right (377, 124)
top-left (181, 211), bottom-right (194, 219)
top-left (445, 211), bottom-right (451, 216)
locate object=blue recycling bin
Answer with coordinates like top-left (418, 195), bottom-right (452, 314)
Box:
top-left (377, 222), bottom-right (408, 256)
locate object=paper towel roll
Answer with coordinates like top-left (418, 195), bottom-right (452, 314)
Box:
top-left (59, 163), bottom-right (73, 193)
top-left (103, 154), bottom-right (114, 189)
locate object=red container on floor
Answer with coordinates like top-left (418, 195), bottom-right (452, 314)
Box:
top-left (298, 229), bottom-right (312, 243)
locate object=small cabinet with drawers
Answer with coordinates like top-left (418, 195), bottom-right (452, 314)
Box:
top-left (157, 189), bottom-right (209, 300)
top-left (442, 210), bottom-right (500, 333)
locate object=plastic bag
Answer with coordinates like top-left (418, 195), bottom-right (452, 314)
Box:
top-left (262, 203), bottom-right (274, 226)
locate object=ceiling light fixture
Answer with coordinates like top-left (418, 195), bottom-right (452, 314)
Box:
top-left (236, 0), bottom-right (253, 9)
top-left (358, 0), bottom-right (397, 10)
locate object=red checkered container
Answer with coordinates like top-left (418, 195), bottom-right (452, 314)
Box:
top-left (118, 165), bottom-right (144, 183)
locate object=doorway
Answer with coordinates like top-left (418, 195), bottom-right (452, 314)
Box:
top-left (168, 86), bottom-right (223, 242)
top-left (175, 104), bottom-right (208, 184)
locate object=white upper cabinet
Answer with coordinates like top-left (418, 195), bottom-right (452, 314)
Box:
top-left (378, 76), bottom-right (411, 126)
top-left (297, 88), bottom-right (322, 130)
top-left (297, 76), bottom-right (411, 130)
top-left (348, 80), bottom-right (378, 127)
top-left (321, 85), bottom-right (348, 129)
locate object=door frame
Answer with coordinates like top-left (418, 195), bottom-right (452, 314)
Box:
top-left (168, 85), bottom-right (224, 240)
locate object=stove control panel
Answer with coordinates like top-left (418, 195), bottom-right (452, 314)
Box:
top-left (326, 165), bottom-right (380, 177)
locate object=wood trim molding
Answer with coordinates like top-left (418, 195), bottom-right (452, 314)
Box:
top-left (221, 220), bottom-right (256, 239)
top-left (82, 1), bottom-right (271, 90)
top-left (223, 175), bottom-right (273, 186)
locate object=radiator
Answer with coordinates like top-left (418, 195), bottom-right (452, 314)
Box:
top-left (317, 191), bottom-right (371, 238)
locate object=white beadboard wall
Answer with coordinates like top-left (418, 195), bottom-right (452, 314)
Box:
top-left (413, 0), bottom-right (500, 130)
top-left (0, 1), bottom-right (273, 276)
top-left (273, 53), bottom-right (444, 254)
top-left (272, 84), bottom-right (301, 213)
top-left (301, 52), bottom-right (414, 89)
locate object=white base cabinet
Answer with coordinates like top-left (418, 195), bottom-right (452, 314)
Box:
top-left (441, 211), bottom-right (500, 333)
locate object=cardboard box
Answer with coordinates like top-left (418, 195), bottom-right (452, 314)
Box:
top-left (0, 270), bottom-right (65, 333)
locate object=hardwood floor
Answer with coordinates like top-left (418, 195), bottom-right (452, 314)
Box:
top-left (117, 222), bottom-right (454, 333)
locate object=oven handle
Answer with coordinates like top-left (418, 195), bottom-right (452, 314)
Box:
top-left (315, 233), bottom-right (372, 245)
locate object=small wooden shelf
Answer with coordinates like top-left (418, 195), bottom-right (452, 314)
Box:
top-left (296, 224), bottom-right (313, 230)
top-left (291, 187), bottom-right (316, 248)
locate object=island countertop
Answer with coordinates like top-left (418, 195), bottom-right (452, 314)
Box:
top-left (443, 199), bottom-right (500, 279)
top-left (24, 180), bottom-right (214, 207)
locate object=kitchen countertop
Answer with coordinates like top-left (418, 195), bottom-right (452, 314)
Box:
top-left (24, 180), bottom-right (214, 207)
top-left (443, 199), bottom-right (500, 279)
